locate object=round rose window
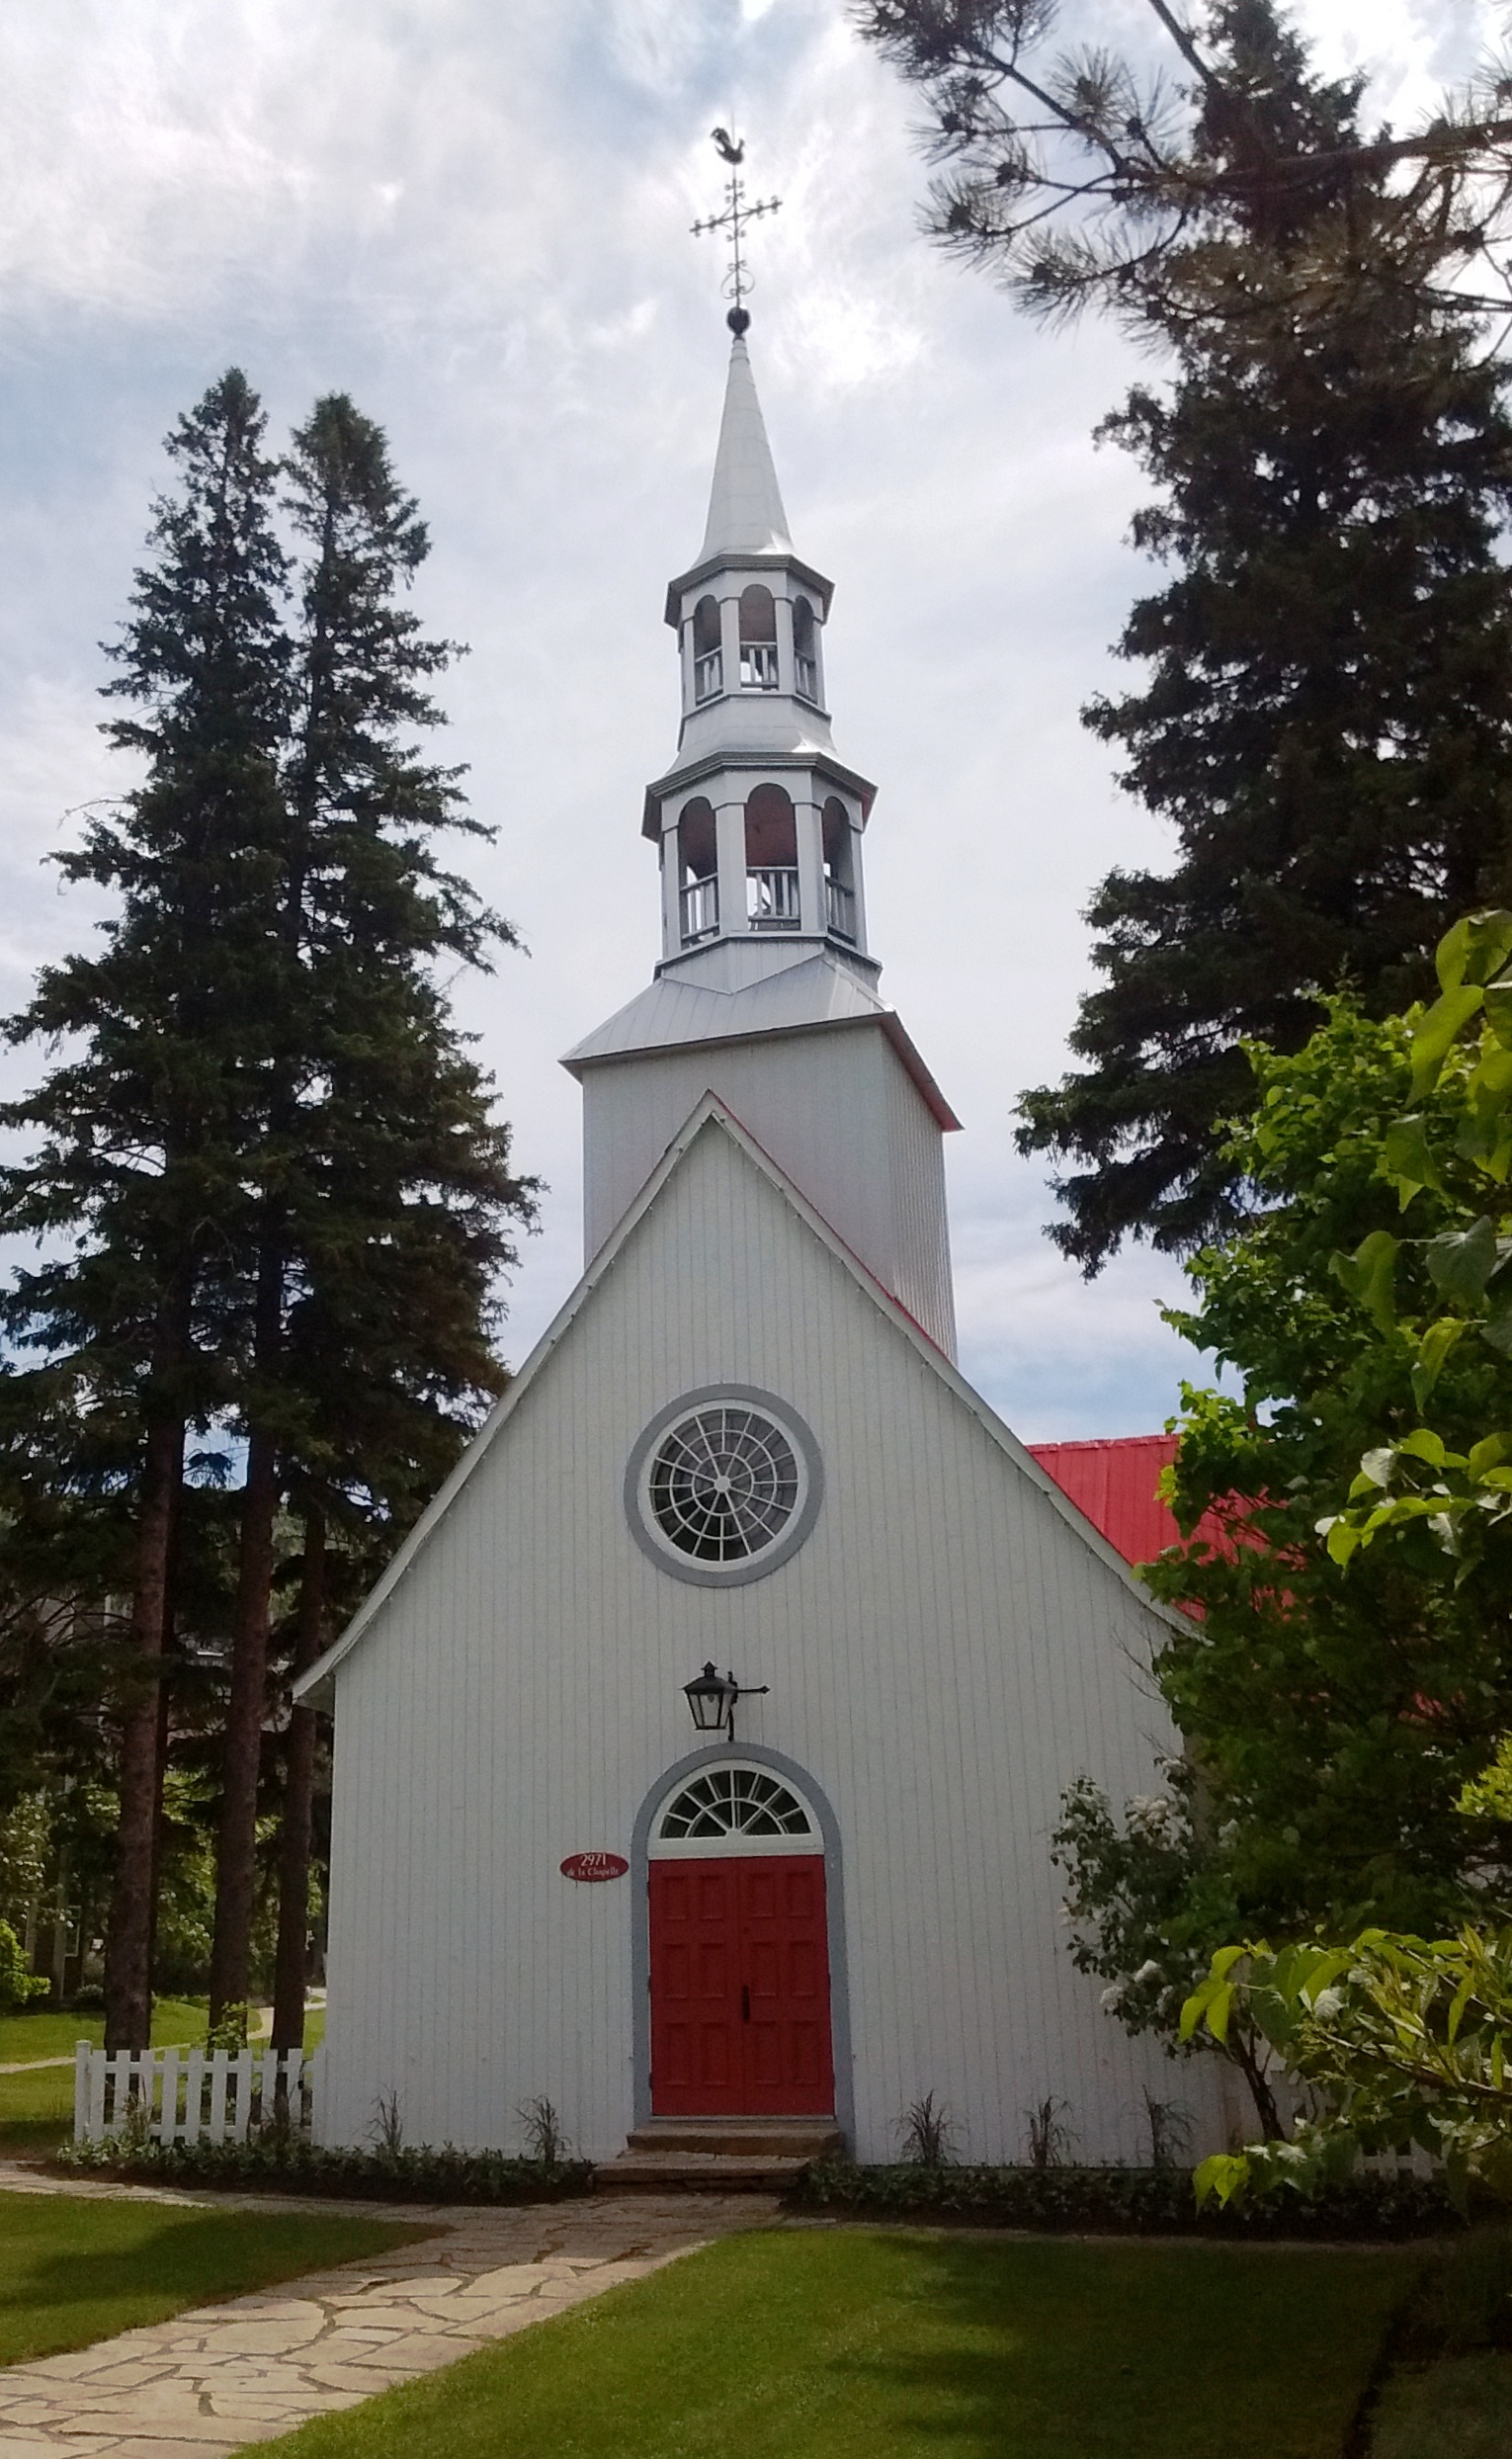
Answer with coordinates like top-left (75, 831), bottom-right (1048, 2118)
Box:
top-left (625, 1387), bottom-right (823, 1586)
top-left (648, 1404), bottom-right (798, 1563)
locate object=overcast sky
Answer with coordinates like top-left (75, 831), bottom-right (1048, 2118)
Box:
top-left (0, 0), bottom-right (1491, 1439)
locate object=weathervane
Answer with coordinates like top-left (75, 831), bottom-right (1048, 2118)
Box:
top-left (693, 127), bottom-right (782, 336)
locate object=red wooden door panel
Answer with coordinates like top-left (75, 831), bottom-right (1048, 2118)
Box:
top-left (648, 1864), bottom-right (742, 2110)
top-left (649, 1854), bottom-right (833, 2116)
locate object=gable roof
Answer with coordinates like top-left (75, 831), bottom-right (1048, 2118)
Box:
top-left (294, 1096), bottom-right (1174, 1709)
top-left (1030, 1435), bottom-right (1236, 1572)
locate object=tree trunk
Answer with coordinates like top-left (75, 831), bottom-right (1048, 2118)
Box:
top-left (209, 1420), bottom-right (281, 2029)
top-left (145, 1655), bottom-right (171, 1994)
top-left (104, 1411), bottom-right (183, 2051)
top-left (1230, 2026), bottom-right (1286, 2141)
top-left (272, 1506), bottom-right (325, 2051)
top-left (145, 1502), bottom-right (181, 1998)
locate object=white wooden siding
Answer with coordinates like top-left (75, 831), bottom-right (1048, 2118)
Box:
top-left (884, 1045), bottom-right (957, 1353)
top-left (579, 1020), bottom-right (957, 1355)
top-left (323, 1118), bottom-right (1224, 2163)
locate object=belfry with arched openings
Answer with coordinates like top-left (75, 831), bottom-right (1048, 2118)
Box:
top-left (647, 337), bottom-right (868, 972)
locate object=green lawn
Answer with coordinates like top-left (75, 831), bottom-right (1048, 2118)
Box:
top-left (1373, 2352), bottom-right (1512, 2458)
top-left (254, 2226), bottom-right (1421, 2459)
top-left (0, 1997), bottom-right (325, 2154)
top-left (0, 2062), bottom-right (82, 2148)
top-left (0, 1998), bottom-right (206, 2064)
top-left (0, 2188), bottom-right (428, 2369)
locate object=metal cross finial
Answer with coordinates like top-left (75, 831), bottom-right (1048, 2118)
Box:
top-left (693, 128), bottom-right (781, 336)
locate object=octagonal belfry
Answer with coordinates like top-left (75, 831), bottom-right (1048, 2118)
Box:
top-left (564, 334), bottom-right (961, 1355)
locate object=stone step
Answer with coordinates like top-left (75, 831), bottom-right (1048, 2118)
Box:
top-left (592, 2150), bottom-right (815, 2192)
top-left (626, 2118), bottom-right (843, 2159)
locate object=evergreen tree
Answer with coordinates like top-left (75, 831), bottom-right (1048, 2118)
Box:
top-left (207, 394), bottom-right (537, 2033)
top-left (861, 4), bottom-right (1512, 1267)
top-left (1016, 277), bottom-right (1512, 1265)
top-left (858, 0), bottom-right (1512, 331)
top-left (0, 370), bottom-right (289, 2048)
top-left (0, 378), bottom-right (534, 2040)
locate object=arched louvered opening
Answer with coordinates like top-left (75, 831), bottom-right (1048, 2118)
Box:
top-left (677, 797), bottom-right (718, 945)
top-left (738, 585), bottom-right (779, 691)
top-left (822, 797), bottom-right (857, 942)
top-left (793, 594), bottom-right (819, 702)
top-left (691, 595), bottom-right (722, 703)
top-left (744, 786), bottom-right (798, 930)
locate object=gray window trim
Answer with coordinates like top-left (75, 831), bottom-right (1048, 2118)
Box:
top-left (624, 1385), bottom-right (824, 1587)
top-left (630, 1742), bottom-right (854, 2146)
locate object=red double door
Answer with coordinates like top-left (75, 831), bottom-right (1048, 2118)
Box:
top-left (648, 1855), bottom-right (833, 2116)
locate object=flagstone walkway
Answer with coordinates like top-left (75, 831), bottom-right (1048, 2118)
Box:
top-left (0, 2176), bottom-right (778, 2459)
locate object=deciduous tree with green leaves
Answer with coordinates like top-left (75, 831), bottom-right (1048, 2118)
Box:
top-left (1084, 907), bottom-right (1512, 2200)
top-left (1053, 926), bottom-right (1512, 2122)
top-left (1316, 907), bottom-right (1512, 1582)
top-left (1182, 1921), bottom-right (1512, 2208)
top-left (1141, 992), bottom-right (1512, 1931)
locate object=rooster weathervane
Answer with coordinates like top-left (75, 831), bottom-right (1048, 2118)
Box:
top-left (693, 127), bottom-right (782, 335)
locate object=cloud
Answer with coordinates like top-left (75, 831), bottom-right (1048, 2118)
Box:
top-left (0, 0), bottom-right (1488, 1432)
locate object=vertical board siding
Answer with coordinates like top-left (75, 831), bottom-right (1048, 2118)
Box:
top-left (323, 1122), bottom-right (1225, 2163)
top-left (884, 1055), bottom-right (958, 1356)
top-left (580, 1023), bottom-right (956, 1353)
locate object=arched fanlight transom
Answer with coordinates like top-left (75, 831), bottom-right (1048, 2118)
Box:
top-left (651, 1764), bottom-right (816, 1856)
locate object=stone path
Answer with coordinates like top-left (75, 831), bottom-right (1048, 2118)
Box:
top-left (0, 2181), bottom-right (777, 2458)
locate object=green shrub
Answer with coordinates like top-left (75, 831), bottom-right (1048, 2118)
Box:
top-left (788, 2161), bottom-right (1464, 2240)
top-left (58, 2134), bottom-right (596, 2205)
top-left (0, 1922), bottom-right (48, 2012)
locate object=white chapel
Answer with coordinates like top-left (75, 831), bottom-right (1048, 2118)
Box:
top-left (299, 314), bottom-right (1229, 2168)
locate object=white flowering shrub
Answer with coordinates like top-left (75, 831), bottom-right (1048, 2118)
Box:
top-left (1052, 1768), bottom-right (1289, 2138)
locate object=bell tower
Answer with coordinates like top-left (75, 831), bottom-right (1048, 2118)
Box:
top-left (563, 151), bottom-right (960, 1356)
top-left (650, 333), bottom-right (874, 981)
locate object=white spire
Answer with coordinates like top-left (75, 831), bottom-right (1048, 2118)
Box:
top-left (700, 336), bottom-right (791, 559)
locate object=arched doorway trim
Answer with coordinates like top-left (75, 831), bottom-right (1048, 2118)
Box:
top-left (630, 1742), bottom-right (854, 2141)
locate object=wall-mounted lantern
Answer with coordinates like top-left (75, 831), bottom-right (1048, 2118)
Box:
top-left (682, 1661), bottom-right (769, 1741)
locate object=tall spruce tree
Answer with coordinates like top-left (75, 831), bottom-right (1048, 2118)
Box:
top-left (0, 377), bottom-right (534, 2046)
top-left (207, 395), bottom-right (536, 2033)
top-left (1016, 278), bottom-right (1512, 1265)
top-left (862, 1), bottom-right (1512, 1267)
top-left (0, 371), bottom-right (290, 2048)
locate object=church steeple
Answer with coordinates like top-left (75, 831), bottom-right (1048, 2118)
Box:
top-left (700, 337), bottom-right (791, 558)
top-left (643, 334), bottom-right (877, 978)
top-left (562, 152), bottom-right (959, 1357)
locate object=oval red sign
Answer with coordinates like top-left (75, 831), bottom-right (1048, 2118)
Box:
top-left (560, 1851), bottom-right (629, 1883)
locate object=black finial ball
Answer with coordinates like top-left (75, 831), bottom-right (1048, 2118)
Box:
top-left (726, 304), bottom-right (751, 336)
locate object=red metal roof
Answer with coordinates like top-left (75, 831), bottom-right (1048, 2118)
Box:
top-left (1029, 1434), bottom-right (1224, 1569)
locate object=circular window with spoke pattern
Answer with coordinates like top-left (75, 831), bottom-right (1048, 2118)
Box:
top-left (649, 1405), bottom-right (798, 1562)
top-left (625, 1386), bottom-right (823, 1586)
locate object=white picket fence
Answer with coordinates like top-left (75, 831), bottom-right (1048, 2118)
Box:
top-left (73, 2041), bottom-right (322, 2146)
